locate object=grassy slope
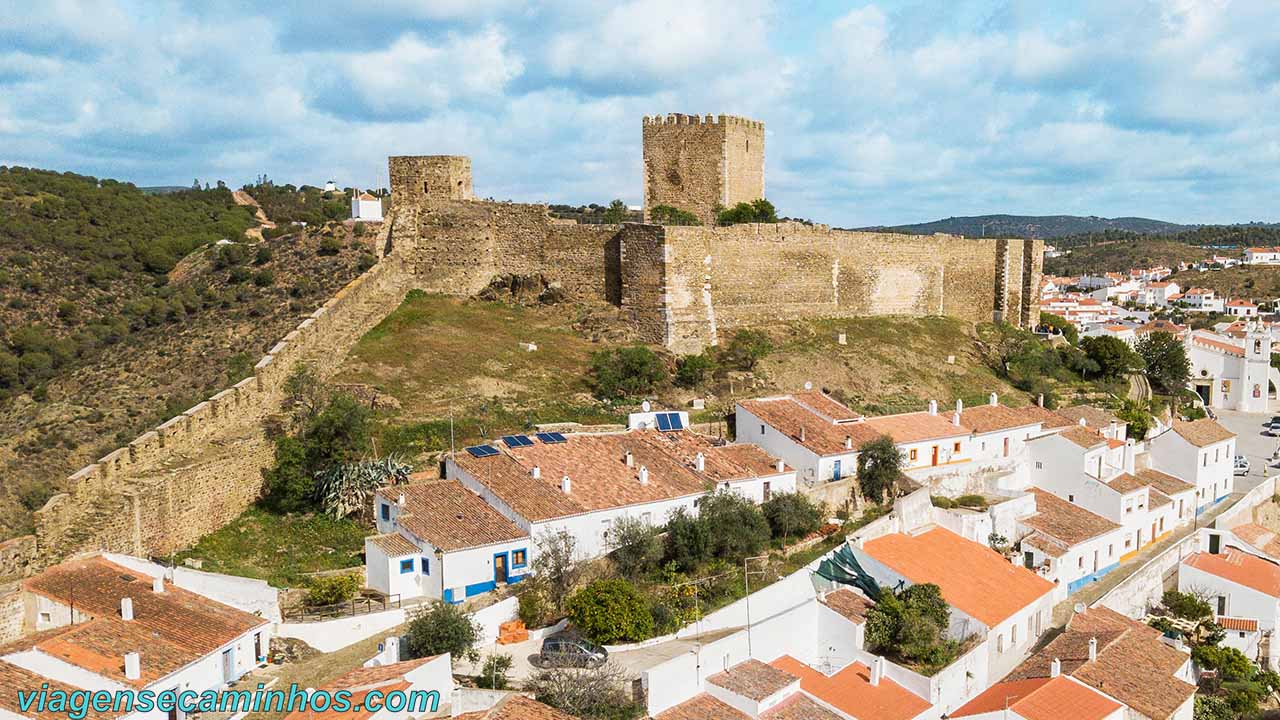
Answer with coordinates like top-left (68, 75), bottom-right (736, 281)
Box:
top-left (1168, 266), bottom-right (1280, 303)
top-left (1045, 239), bottom-right (1214, 276)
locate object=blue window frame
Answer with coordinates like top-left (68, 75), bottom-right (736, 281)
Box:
top-left (421, 557), bottom-right (430, 575)
top-left (511, 549), bottom-right (528, 569)
top-left (380, 503), bottom-right (390, 521)
top-left (399, 559), bottom-right (413, 574)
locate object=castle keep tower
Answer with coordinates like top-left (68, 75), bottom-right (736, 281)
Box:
top-left (389, 155), bottom-right (474, 202)
top-left (642, 114), bottom-right (764, 225)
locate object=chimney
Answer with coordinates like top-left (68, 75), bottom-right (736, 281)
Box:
top-left (120, 597), bottom-right (133, 621)
top-left (1050, 658), bottom-right (1061, 678)
top-left (1037, 394), bottom-right (1045, 408)
top-left (989, 392), bottom-right (998, 407)
top-left (870, 655), bottom-right (884, 686)
top-left (1078, 417), bottom-right (1088, 427)
top-left (560, 475), bottom-right (571, 494)
top-left (624, 451), bottom-right (633, 468)
top-left (775, 459), bottom-right (784, 473)
top-left (1088, 637), bottom-right (1098, 662)
top-left (381, 636), bottom-right (400, 664)
top-left (397, 492), bottom-right (405, 506)
top-left (844, 435), bottom-right (853, 450)
top-left (639, 466), bottom-right (650, 485)
top-left (955, 399), bottom-right (964, 414)
top-left (694, 453), bottom-right (705, 472)
top-left (152, 576), bottom-right (164, 594)
top-left (531, 465), bottom-right (541, 480)
top-left (124, 652), bottom-right (140, 681)
top-left (1109, 420), bottom-right (1118, 437)
top-left (953, 410), bottom-right (962, 426)
top-left (799, 426), bottom-right (807, 442)
top-left (928, 400), bottom-right (938, 416)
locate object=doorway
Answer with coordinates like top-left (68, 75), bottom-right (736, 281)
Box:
top-left (931, 446), bottom-right (939, 466)
top-left (494, 553), bottom-right (508, 585)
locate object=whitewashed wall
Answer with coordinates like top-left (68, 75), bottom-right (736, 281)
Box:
top-left (104, 553), bottom-right (281, 622)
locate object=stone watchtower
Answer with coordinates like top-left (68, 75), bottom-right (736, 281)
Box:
top-left (642, 114), bottom-right (765, 225)
top-left (388, 155), bottom-right (475, 203)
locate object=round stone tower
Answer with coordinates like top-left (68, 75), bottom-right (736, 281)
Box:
top-left (388, 155), bottom-right (475, 203)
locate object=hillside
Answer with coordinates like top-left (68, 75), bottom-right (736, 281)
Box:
top-left (333, 293), bottom-right (1030, 465)
top-left (1045, 239), bottom-right (1215, 276)
top-left (1166, 266), bottom-right (1280, 303)
top-left (860, 214), bottom-right (1193, 238)
top-left (0, 168), bottom-right (377, 539)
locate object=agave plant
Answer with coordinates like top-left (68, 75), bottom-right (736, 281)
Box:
top-left (314, 456), bottom-right (412, 519)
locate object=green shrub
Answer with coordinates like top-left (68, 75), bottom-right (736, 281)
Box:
top-left (357, 253), bottom-right (377, 272)
top-left (762, 491), bottom-right (823, 541)
top-left (674, 352), bottom-right (716, 388)
top-left (1162, 589), bottom-right (1211, 620)
top-left (56, 302), bottom-right (78, 322)
top-left (404, 602), bottom-right (482, 662)
top-left (476, 653), bottom-right (513, 690)
top-left (318, 237), bottom-right (342, 255)
top-left (930, 496), bottom-right (955, 509)
top-left (252, 269), bottom-right (275, 287)
top-left (649, 205), bottom-right (702, 226)
top-left (589, 346), bottom-right (668, 401)
top-left (857, 436), bottom-right (902, 505)
top-left (567, 579), bottom-right (654, 645)
top-left (228, 266), bottom-right (251, 283)
top-left (699, 490), bottom-right (771, 563)
top-left (609, 515), bottom-right (663, 577)
top-left (716, 198), bottom-right (778, 226)
top-left (353, 222), bottom-right (367, 237)
top-left (518, 586), bottom-right (552, 629)
top-left (305, 572), bottom-right (361, 606)
top-left (718, 329), bottom-right (772, 371)
top-left (664, 507), bottom-right (711, 572)
top-left (955, 494), bottom-right (986, 508)
top-left (254, 246), bottom-right (273, 265)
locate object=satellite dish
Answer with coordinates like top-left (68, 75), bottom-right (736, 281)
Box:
top-left (804, 381), bottom-right (813, 391)
top-left (642, 400), bottom-right (651, 412)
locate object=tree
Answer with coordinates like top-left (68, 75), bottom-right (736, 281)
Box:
top-left (404, 602), bottom-right (482, 662)
top-left (1114, 398), bottom-right (1155, 441)
top-left (1135, 331), bottom-right (1191, 394)
top-left (698, 490), bottom-right (771, 563)
top-left (602, 199), bottom-right (627, 224)
top-left (532, 530), bottom-right (580, 614)
top-left (674, 352), bottom-right (716, 388)
top-left (609, 515), bottom-right (663, 577)
top-left (1162, 589), bottom-right (1212, 620)
top-left (305, 572), bottom-right (361, 606)
top-left (589, 346), bottom-right (669, 401)
top-left (1080, 336), bottom-right (1143, 379)
top-left (718, 329), bottom-right (772, 371)
top-left (649, 205), bottom-right (701, 226)
top-left (1038, 311), bottom-right (1078, 344)
top-left (716, 198), bottom-right (778, 226)
top-left (762, 492), bottom-right (823, 542)
top-left (664, 506), bottom-right (711, 571)
top-left (476, 653), bottom-right (513, 690)
top-left (568, 579), bottom-right (654, 644)
top-left (857, 436), bottom-right (902, 505)
top-left (527, 662), bottom-right (645, 720)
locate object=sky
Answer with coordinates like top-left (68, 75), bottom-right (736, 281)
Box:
top-left (1, 0), bottom-right (1278, 227)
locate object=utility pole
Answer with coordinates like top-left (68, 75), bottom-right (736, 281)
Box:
top-left (743, 555), bottom-right (769, 656)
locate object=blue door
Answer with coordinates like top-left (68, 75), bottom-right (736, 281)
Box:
top-left (832, 460), bottom-right (841, 482)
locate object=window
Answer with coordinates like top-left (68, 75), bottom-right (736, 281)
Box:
top-left (1036, 461), bottom-right (1042, 469)
top-left (763, 481), bottom-right (772, 502)
top-left (1215, 448), bottom-right (1220, 462)
top-left (1108, 544), bottom-right (1114, 557)
top-left (421, 557), bottom-right (430, 575)
top-left (997, 634), bottom-right (1005, 653)
top-left (953, 441), bottom-right (961, 452)
top-left (641, 512), bottom-right (652, 525)
top-left (399, 559), bottom-right (413, 574)
top-left (1068, 494), bottom-right (1074, 503)
top-left (1011, 624), bottom-right (1018, 645)
top-left (380, 503), bottom-right (390, 521)
top-left (1124, 538), bottom-right (1132, 549)
top-left (1078, 556), bottom-right (1084, 569)
top-left (422, 181), bottom-right (429, 193)
top-left (909, 449), bottom-right (918, 461)
top-left (512, 549), bottom-right (527, 568)
top-left (761, 425), bottom-right (766, 435)
top-left (1203, 453), bottom-right (1208, 468)
top-left (38, 611), bottom-right (50, 624)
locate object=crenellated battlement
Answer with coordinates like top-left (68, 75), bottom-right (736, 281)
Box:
top-left (642, 113), bottom-right (765, 130)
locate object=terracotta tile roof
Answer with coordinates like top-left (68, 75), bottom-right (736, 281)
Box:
top-left (1219, 616), bottom-right (1259, 632)
top-left (1191, 334), bottom-right (1244, 357)
top-left (770, 655), bottom-right (929, 720)
top-left (739, 398), bottom-right (883, 456)
top-left (454, 695), bottom-right (579, 720)
top-left (959, 404), bottom-right (1040, 433)
top-left (36, 617), bottom-right (197, 687)
top-left (861, 527), bottom-right (1055, 627)
top-left (284, 656), bottom-right (440, 720)
top-left (1136, 319), bottom-right (1186, 336)
top-left (455, 429), bottom-right (785, 521)
top-left (820, 588), bottom-right (875, 625)
top-left (655, 693), bottom-right (748, 720)
top-left (791, 390), bottom-right (862, 421)
top-left (863, 410), bottom-right (970, 444)
top-left (1023, 489), bottom-right (1121, 547)
top-left (1057, 405), bottom-right (1119, 431)
top-left (761, 694), bottom-right (844, 720)
top-left (1105, 473), bottom-right (1148, 495)
top-left (366, 533), bottom-right (419, 557)
top-left (22, 556), bottom-right (266, 668)
top-left (1016, 404), bottom-right (1076, 429)
top-left (0, 660), bottom-right (115, 720)
top-left (1010, 606), bottom-right (1195, 720)
top-left (1171, 418), bottom-right (1235, 447)
top-left (377, 481), bottom-right (526, 552)
top-left (1022, 531), bottom-right (1069, 558)
top-left (707, 659), bottom-right (798, 701)
top-left (1184, 548), bottom-right (1280, 597)
top-left (952, 676), bottom-right (1122, 720)
top-left (1230, 523), bottom-right (1280, 557)
top-left (1057, 426), bottom-right (1108, 450)
top-left (1135, 468), bottom-right (1194, 496)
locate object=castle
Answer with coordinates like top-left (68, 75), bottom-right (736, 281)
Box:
top-left (390, 113), bottom-right (1043, 352)
top-left (0, 113), bottom-right (1043, 593)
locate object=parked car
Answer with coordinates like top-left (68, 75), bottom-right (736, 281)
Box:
top-left (538, 634), bottom-right (608, 669)
top-left (1270, 416), bottom-right (1280, 428)
top-left (1234, 456), bottom-right (1250, 476)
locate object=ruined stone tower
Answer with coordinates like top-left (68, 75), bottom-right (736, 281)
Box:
top-left (642, 114), bottom-right (765, 225)
top-left (389, 155), bottom-right (474, 202)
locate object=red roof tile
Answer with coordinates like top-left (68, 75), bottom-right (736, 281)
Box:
top-left (1219, 616), bottom-right (1259, 632)
top-left (1023, 489), bottom-right (1121, 547)
top-left (739, 398), bottom-right (883, 456)
top-left (376, 481), bottom-right (526, 552)
top-left (1184, 548), bottom-right (1280, 597)
top-left (864, 411), bottom-right (970, 444)
top-left (770, 656), bottom-right (929, 720)
top-left (820, 588), bottom-right (875, 625)
top-left (707, 659), bottom-right (797, 701)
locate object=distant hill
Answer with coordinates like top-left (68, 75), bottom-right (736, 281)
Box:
top-left (860, 214), bottom-right (1195, 239)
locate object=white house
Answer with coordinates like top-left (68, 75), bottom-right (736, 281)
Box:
top-left (1179, 545), bottom-right (1280, 669)
top-left (323, 180), bottom-right (339, 192)
top-left (367, 480), bottom-right (530, 604)
top-left (1055, 405), bottom-right (1126, 441)
top-left (1002, 606), bottom-right (1196, 720)
top-left (1246, 247), bottom-right (1280, 265)
top-left (736, 391), bottom-right (874, 486)
top-left (1138, 281), bottom-right (1181, 307)
top-left (1184, 325), bottom-right (1277, 412)
top-left (1017, 489), bottom-right (1127, 594)
top-left (958, 395), bottom-right (1057, 465)
top-left (351, 190), bottom-right (384, 222)
top-left (1180, 287), bottom-right (1225, 313)
top-left (2, 555), bottom-right (271, 720)
top-left (1226, 299), bottom-right (1260, 317)
top-left (950, 675), bottom-right (1125, 720)
top-left (1149, 419), bottom-right (1237, 514)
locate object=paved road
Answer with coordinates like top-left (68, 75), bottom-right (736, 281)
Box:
top-left (1214, 409), bottom-right (1277, 494)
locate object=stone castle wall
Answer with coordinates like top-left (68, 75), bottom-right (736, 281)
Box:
top-left (0, 583), bottom-right (22, 642)
top-left (642, 114), bottom-right (765, 226)
top-left (616, 222), bottom-right (1043, 353)
top-left (390, 155), bottom-right (474, 202)
top-left (24, 223), bottom-right (410, 569)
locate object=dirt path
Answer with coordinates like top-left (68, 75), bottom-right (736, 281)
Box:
top-left (233, 190), bottom-right (276, 241)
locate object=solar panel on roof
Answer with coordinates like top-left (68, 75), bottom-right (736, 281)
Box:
top-left (536, 432), bottom-right (567, 444)
top-left (656, 412), bottom-right (673, 431)
top-left (502, 434), bottom-right (534, 448)
top-left (465, 445), bottom-right (499, 457)
top-left (668, 413), bottom-right (684, 430)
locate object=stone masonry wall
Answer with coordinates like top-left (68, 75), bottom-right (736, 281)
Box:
top-left (722, 119), bottom-right (765, 209)
top-left (619, 222), bottom-right (1043, 352)
top-left (0, 584), bottom-right (22, 642)
top-left (642, 115), bottom-right (765, 226)
top-left (389, 155), bottom-right (474, 202)
top-left (26, 223), bottom-right (410, 568)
